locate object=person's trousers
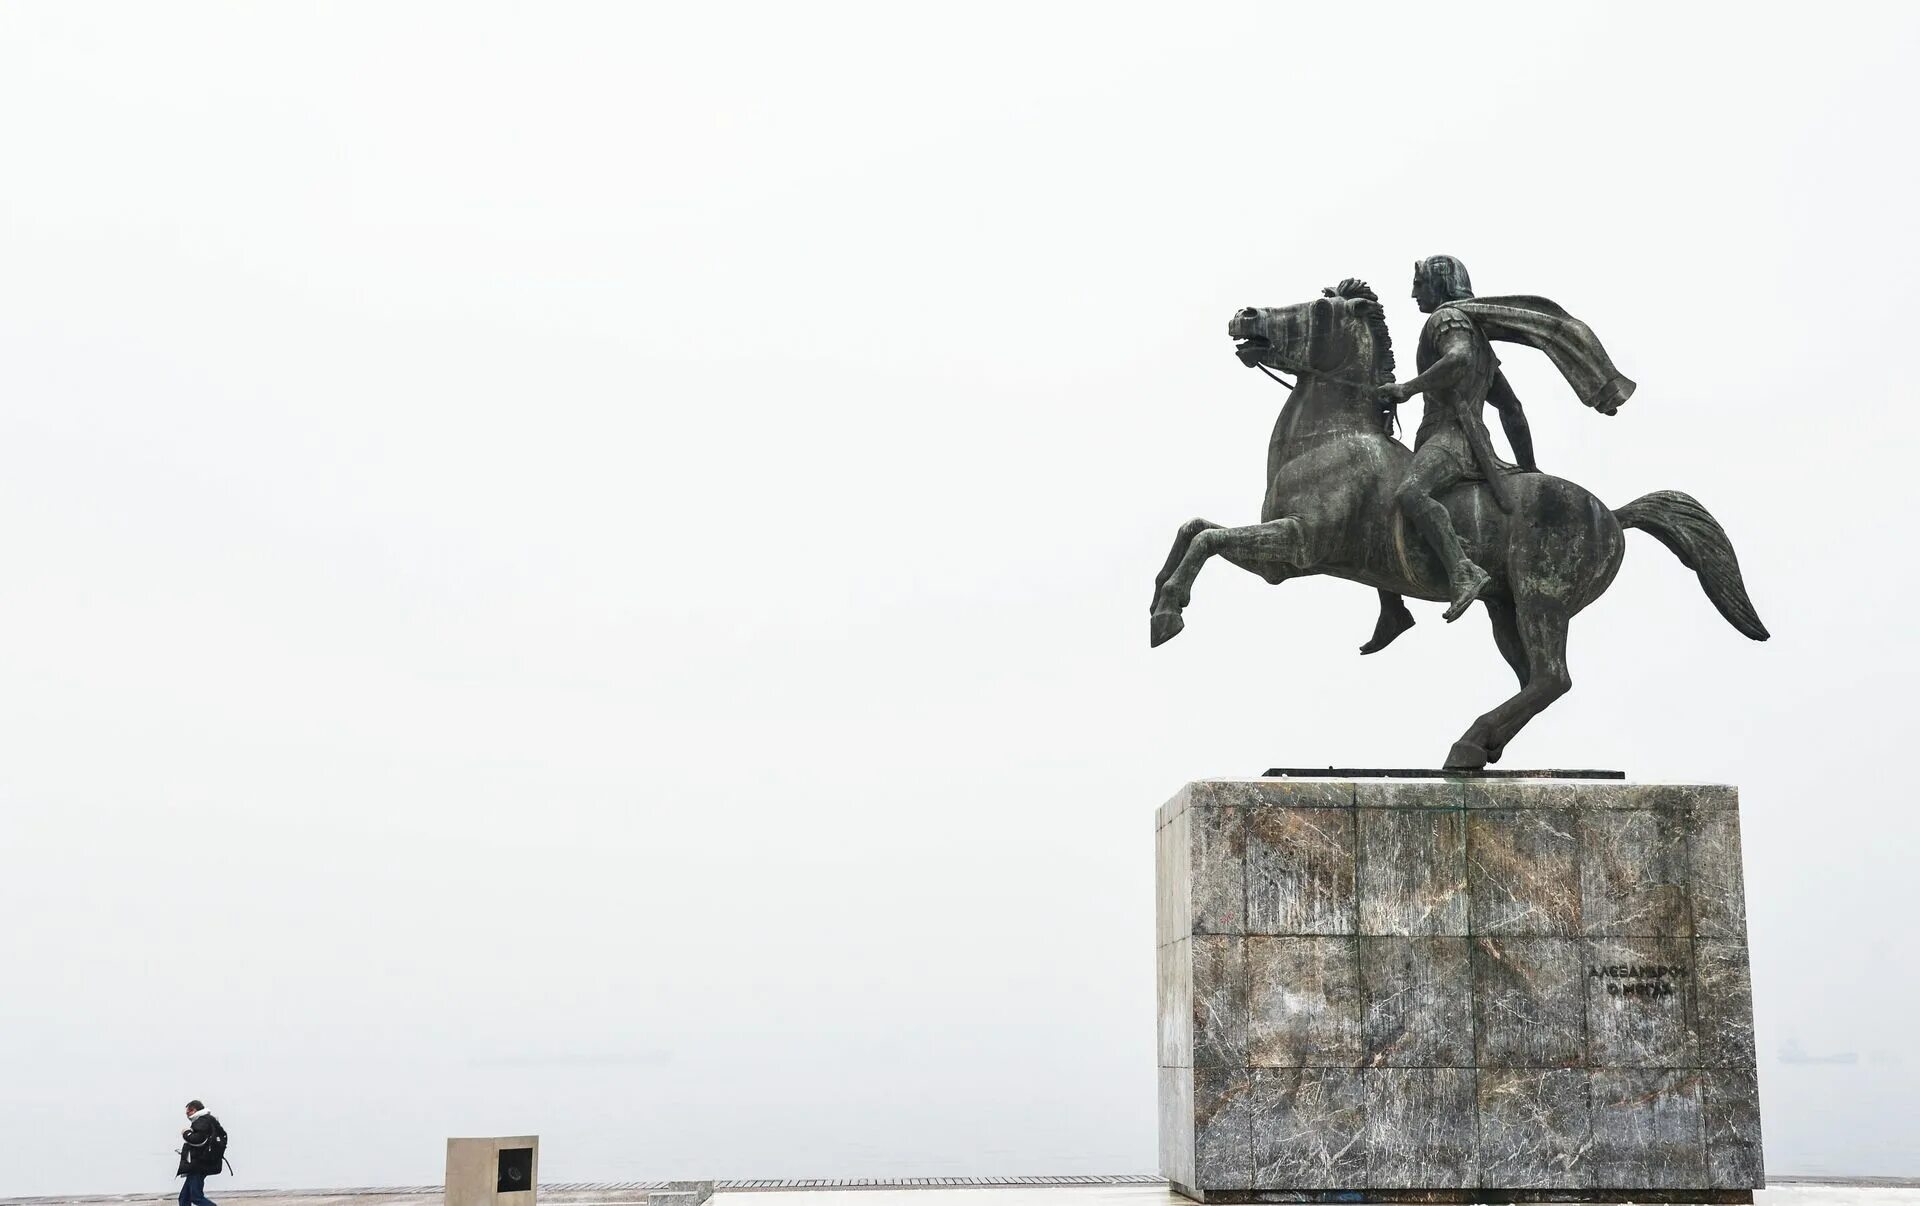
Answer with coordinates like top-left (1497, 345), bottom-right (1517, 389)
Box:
top-left (179, 1174), bottom-right (216, 1206)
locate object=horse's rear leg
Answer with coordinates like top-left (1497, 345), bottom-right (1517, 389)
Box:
top-left (1485, 597), bottom-right (1528, 687)
top-left (1151, 518), bottom-right (1310, 647)
top-left (1445, 603), bottom-right (1572, 769)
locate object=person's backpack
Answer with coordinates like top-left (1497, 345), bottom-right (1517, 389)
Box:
top-left (206, 1116), bottom-right (231, 1176)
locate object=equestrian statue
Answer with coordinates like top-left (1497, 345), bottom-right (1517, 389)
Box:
top-left (1148, 256), bottom-right (1768, 770)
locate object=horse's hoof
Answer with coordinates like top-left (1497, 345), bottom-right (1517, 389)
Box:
top-left (1150, 611), bottom-right (1186, 648)
top-left (1444, 740), bottom-right (1489, 771)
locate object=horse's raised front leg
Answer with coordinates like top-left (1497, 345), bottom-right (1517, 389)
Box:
top-left (1152, 518), bottom-right (1221, 610)
top-left (1445, 600), bottom-right (1571, 769)
top-left (1150, 517), bottom-right (1312, 647)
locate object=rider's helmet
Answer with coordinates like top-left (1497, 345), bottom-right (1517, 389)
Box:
top-left (1414, 254), bottom-right (1474, 301)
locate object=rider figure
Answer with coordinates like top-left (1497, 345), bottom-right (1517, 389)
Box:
top-left (1376, 255), bottom-right (1537, 624)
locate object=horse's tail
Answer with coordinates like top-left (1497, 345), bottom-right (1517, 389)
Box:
top-left (1614, 490), bottom-right (1770, 640)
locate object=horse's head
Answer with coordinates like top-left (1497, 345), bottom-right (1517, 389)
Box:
top-left (1227, 279), bottom-right (1394, 385)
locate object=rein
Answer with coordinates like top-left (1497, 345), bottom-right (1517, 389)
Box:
top-left (1255, 361), bottom-right (1401, 436)
top-left (1255, 363), bottom-right (1377, 393)
top-left (1255, 363), bottom-right (1298, 390)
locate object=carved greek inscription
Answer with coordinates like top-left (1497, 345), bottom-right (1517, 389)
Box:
top-left (1589, 963), bottom-right (1686, 999)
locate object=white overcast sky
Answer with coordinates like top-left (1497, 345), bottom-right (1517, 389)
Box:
top-left (2, 1), bottom-right (1917, 1195)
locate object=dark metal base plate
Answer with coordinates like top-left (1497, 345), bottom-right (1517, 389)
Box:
top-left (1261, 767), bottom-right (1625, 780)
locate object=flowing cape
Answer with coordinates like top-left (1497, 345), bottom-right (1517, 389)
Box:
top-left (1446, 296), bottom-right (1636, 414)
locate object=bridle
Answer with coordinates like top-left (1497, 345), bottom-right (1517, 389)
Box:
top-left (1252, 359), bottom-right (1401, 435)
top-left (1254, 362), bottom-right (1299, 390)
top-left (1253, 360), bottom-right (1385, 395)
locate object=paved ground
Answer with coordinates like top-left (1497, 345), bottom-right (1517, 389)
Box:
top-left (7, 1179), bottom-right (1917, 1206)
top-left (0, 1177), bottom-right (1163, 1206)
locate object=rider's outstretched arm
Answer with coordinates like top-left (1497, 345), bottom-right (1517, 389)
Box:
top-left (1488, 370), bottom-right (1537, 471)
top-left (1385, 328), bottom-right (1474, 400)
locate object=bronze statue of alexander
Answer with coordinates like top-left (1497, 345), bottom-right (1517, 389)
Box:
top-left (1151, 264), bottom-right (1766, 769)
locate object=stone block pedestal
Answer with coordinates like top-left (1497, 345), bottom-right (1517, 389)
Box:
top-left (447, 1135), bottom-right (539, 1206)
top-left (1155, 778), bottom-right (1762, 1204)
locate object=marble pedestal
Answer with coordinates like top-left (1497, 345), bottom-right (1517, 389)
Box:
top-left (1155, 778), bottom-right (1763, 1204)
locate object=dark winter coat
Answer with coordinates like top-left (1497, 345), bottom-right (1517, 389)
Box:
top-left (176, 1113), bottom-right (225, 1177)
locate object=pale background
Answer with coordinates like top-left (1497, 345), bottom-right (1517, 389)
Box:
top-left (1, 1), bottom-right (1915, 1196)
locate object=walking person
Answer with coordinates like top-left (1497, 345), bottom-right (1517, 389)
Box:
top-left (176, 1100), bottom-right (227, 1206)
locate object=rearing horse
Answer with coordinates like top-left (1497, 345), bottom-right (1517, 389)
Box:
top-left (1148, 279), bottom-right (1768, 769)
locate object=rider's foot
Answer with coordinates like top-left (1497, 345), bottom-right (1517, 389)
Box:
top-left (1442, 563), bottom-right (1493, 623)
top-left (1359, 597), bottom-right (1416, 655)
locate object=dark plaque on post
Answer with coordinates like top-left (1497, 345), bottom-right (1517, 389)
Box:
top-left (497, 1147), bottom-right (534, 1194)
top-left (1150, 260), bottom-right (1766, 1203)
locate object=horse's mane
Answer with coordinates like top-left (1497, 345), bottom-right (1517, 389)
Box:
top-left (1323, 278), bottom-right (1395, 383)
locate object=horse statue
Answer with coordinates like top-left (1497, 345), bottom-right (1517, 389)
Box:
top-left (1148, 278), bottom-right (1769, 769)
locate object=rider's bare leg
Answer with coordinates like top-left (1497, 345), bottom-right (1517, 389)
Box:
top-left (1360, 589), bottom-right (1415, 655)
top-left (1395, 450), bottom-right (1491, 622)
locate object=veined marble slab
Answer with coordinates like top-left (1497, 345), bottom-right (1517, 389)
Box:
top-left (1155, 777), bottom-right (1763, 1203)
